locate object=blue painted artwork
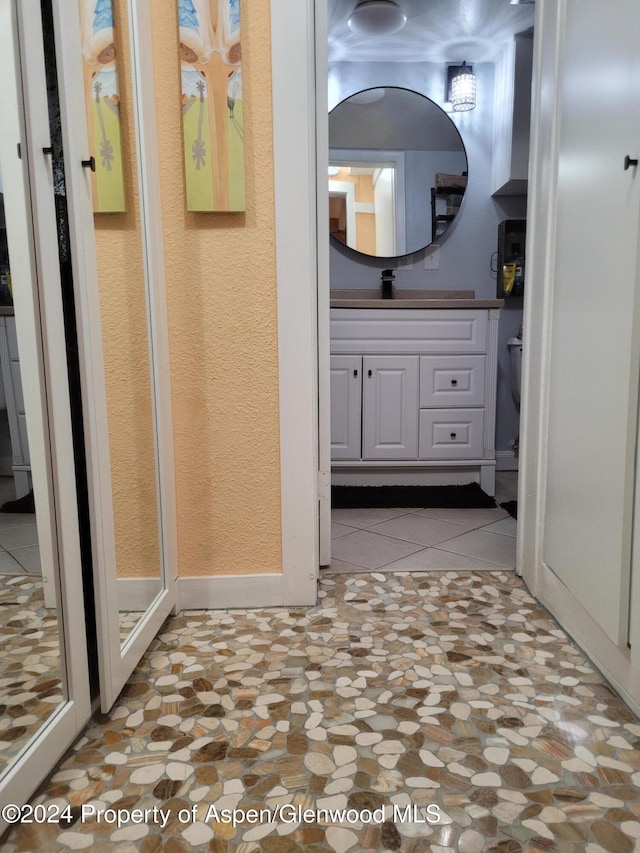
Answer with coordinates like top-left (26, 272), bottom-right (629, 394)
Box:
top-left (92, 0), bottom-right (114, 30)
top-left (178, 0), bottom-right (199, 31)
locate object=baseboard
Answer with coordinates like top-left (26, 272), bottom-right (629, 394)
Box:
top-left (177, 573), bottom-right (289, 610)
top-left (116, 577), bottom-right (164, 612)
top-left (535, 562), bottom-right (640, 716)
top-left (496, 450), bottom-right (519, 471)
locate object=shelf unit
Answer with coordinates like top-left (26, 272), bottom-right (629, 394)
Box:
top-left (430, 185), bottom-right (464, 243)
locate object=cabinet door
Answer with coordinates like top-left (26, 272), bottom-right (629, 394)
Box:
top-left (362, 356), bottom-right (419, 460)
top-left (330, 355), bottom-right (362, 460)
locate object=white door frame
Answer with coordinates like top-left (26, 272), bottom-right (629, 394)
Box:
top-left (315, 0), bottom-right (331, 567)
top-left (271, 0), bottom-right (323, 600)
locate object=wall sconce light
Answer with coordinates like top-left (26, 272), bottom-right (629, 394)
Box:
top-left (447, 62), bottom-right (476, 112)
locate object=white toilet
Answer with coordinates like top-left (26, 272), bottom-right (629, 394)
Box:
top-left (507, 331), bottom-right (523, 406)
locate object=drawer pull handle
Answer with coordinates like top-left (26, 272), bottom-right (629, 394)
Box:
top-left (367, 369), bottom-right (372, 377)
top-left (353, 369), bottom-right (358, 377)
top-left (451, 379), bottom-right (458, 386)
top-left (450, 432), bottom-right (457, 439)
top-left (82, 155), bottom-right (96, 172)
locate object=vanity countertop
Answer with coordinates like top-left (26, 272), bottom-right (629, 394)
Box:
top-left (330, 289), bottom-right (504, 309)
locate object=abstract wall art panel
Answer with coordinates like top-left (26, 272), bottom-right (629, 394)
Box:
top-left (178, 0), bottom-right (246, 212)
top-left (79, 0), bottom-right (126, 213)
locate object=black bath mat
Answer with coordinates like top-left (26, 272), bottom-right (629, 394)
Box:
top-left (500, 500), bottom-right (518, 519)
top-left (332, 482), bottom-right (496, 509)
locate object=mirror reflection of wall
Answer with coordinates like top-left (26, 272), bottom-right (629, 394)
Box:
top-left (328, 87), bottom-right (468, 259)
top-left (87, 0), bottom-right (162, 640)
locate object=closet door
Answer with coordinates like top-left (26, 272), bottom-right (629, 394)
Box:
top-left (53, 0), bottom-right (177, 710)
top-left (542, 0), bottom-right (640, 644)
top-left (0, 0), bottom-right (91, 824)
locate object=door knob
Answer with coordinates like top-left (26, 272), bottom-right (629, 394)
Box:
top-left (624, 155), bottom-right (638, 170)
top-left (82, 156), bottom-right (96, 172)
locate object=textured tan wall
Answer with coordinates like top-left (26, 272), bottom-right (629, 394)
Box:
top-left (150, 2), bottom-right (283, 576)
top-left (94, 0), bottom-right (160, 580)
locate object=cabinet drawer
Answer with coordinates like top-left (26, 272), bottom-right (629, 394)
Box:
top-left (330, 309), bottom-right (488, 354)
top-left (420, 355), bottom-right (486, 408)
top-left (419, 409), bottom-right (484, 459)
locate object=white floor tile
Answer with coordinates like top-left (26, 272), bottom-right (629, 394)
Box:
top-left (366, 514), bottom-right (473, 547)
top-left (0, 524), bottom-right (38, 551)
top-left (331, 507), bottom-right (411, 529)
top-left (9, 545), bottom-right (41, 574)
top-left (481, 516), bottom-right (518, 537)
top-left (0, 550), bottom-right (26, 575)
top-left (380, 547), bottom-right (509, 571)
top-left (331, 522), bottom-right (358, 539)
top-left (412, 506), bottom-right (509, 527)
top-left (330, 476), bottom-right (519, 573)
top-left (436, 528), bottom-right (517, 568)
top-left (331, 529), bottom-right (424, 570)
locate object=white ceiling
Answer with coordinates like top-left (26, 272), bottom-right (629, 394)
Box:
top-left (328, 0), bottom-right (535, 64)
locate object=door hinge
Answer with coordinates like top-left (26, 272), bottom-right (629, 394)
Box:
top-left (318, 469), bottom-right (330, 502)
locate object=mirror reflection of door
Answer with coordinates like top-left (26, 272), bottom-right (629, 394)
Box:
top-left (328, 163), bottom-right (398, 256)
top-left (0, 0), bottom-right (91, 817)
top-left (329, 194), bottom-right (347, 245)
top-left (0, 165), bottom-right (62, 776)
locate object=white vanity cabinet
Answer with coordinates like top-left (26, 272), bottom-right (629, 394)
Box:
top-left (330, 307), bottom-right (501, 494)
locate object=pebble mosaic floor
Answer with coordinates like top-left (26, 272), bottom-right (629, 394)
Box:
top-left (4, 569), bottom-right (640, 852)
top-left (0, 574), bottom-right (62, 772)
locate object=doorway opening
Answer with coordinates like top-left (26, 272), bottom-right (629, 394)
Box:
top-left (321, 1), bottom-right (533, 577)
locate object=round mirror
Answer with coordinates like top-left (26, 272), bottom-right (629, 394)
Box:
top-left (328, 87), bottom-right (468, 259)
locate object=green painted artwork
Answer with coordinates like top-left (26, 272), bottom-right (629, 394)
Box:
top-left (179, 0), bottom-right (245, 212)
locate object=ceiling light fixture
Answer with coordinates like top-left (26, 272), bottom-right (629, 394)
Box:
top-left (347, 1), bottom-right (407, 37)
top-left (447, 62), bottom-right (477, 112)
top-left (348, 88), bottom-right (386, 105)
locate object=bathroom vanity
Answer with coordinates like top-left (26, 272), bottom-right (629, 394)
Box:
top-left (330, 290), bottom-right (504, 495)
